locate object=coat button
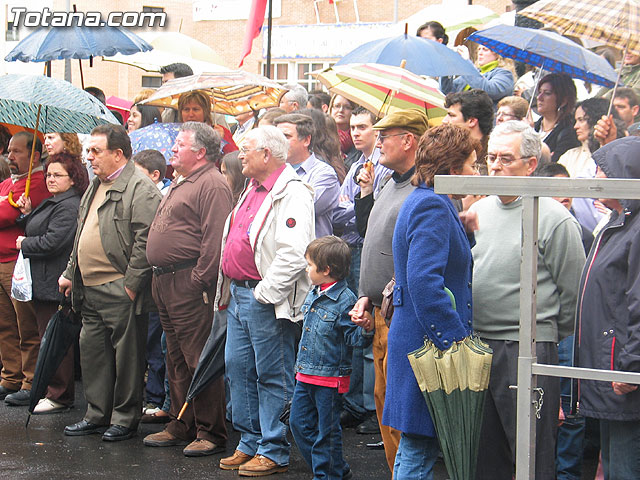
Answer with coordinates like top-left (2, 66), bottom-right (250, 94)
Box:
top-left (443, 339), bottom-right (450, 346)
top-left (609, 329), bottom-right (614, 334)
top-left (467, 320), bottom-right (472, 326)
top-left (311, 308), bottom-right (315, 312)
top-left (305, 327), bottom-right (310, 332)
top-left (468, 282), bottom-right (472, 288)
top-left (436, 332), bottom-right (442, 338)
top-left (467, 303), bottom-right (471, 309)
top-left (301, 346), bottom-right (307, 350)
top-left (430, 324), bottom-right (436, 331)
top-left (603, 331), bottom-right (608, 336)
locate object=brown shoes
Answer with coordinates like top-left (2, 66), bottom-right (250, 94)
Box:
top-left (220, 449), bottom-right (253, 470)
top-left (143, 430), bottom-right (188, 447)
top-left (183, 438), bottom-right (225, 457)
top-left (238, 454), bottom-right (288, 477)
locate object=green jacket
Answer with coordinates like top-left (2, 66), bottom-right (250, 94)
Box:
top-left (63, 160), bottom-right (162, 314)
top-left (598, 63), bottom-right (640, 100)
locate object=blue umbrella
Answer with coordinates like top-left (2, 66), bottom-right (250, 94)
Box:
top-left (129, 123), bottom-right (179, 164)
top-left (467, 25), bottom-right (618, 88)
top-left (336, 34), bottom-right (479, 78)
top-left (4, 25), bottom-right (152, 62)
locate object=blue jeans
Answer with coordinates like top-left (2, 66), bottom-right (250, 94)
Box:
top-left (160, 332), bottom-right (171, 413)
top-left (290, 381), bottom-right (349, 480)
top-left (145, 312), bottom-right (165, 407)
top-left (393, 432), bottom-right (439, 480)
top-left (225, 283), bottom-right (297, 465)
top-left (600, 419), bottom-right (640, 480)
top-left (556, 336), bottom-right (584, 480)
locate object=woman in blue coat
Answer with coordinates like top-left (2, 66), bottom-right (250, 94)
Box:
top-left (384, 124), bottom-right (481, 479)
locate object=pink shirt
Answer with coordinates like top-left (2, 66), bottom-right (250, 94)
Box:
top-left (221, 165), bottom-right (286, 281)
top-left (296, 373), bottom-right (351, 394)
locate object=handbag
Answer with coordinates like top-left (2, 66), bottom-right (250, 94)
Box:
top-left (380, 276), bottom-right (395, 327)
top-left (11, 250), bottom-right (32, 302)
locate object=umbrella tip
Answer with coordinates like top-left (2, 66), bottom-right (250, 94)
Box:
top-left (404, 23), bottom-right (408, 35)
top-left (400, 59), bottom-right (407, 69)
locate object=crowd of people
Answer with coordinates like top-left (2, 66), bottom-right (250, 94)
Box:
top-left (0, 20), bottom-right (639, 480)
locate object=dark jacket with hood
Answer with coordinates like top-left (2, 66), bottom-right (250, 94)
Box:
top-left (576, 136), bottom-right (640, 421)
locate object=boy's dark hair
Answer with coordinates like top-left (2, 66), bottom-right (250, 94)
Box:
top-left (444, 89), bottom-right (495, 136)
top-left (160, 62), bottom-right (194, 78)
top-left (84, 86), bottom-right (106, 104)
top-left (534, 162), bottom-right (569, 178)
top-left (305, 236), bottom-right (351, 281)
top-left (352, 106), bottom-right (377, 124)
top-left (133, 149), bottom-right (167, 179)
top-left (308, 91), bottom-right (331, 110)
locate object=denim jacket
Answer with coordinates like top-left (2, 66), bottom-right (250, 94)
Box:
top-left (295, 279), bottom-right (373, 377)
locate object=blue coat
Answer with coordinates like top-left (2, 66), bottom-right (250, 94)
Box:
top-left (296, 279), bottom-right (372, 377)
top-left (383, 184), bottom-right (473, 436)
top-left (440, 66), bottom-right (514, 103)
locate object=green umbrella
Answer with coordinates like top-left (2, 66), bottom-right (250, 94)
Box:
top-left (407, 289), bottom-right (493, 480)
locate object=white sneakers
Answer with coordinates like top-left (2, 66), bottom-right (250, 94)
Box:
top-left (33, 398), bottom-right (69, 414)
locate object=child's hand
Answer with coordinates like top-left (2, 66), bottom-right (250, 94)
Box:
top-left (352, 310), bottom-right (374, 332)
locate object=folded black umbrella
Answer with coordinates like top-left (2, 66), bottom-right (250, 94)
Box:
top-left (27, 301), bottom-right (81, 424)
top-left (177, 311), bottom-right (227, 420)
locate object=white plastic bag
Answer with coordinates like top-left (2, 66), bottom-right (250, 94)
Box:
top-left (11, 250), bottom-right (32, 302)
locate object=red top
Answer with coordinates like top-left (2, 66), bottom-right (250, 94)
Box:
top-left (0, 171), bottom-right (50, 262)
top-left (222, 164), bottom-right (286, 280)
top-left (296, 373), bottom-right (351, 394)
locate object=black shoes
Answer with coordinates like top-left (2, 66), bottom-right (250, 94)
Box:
top-left (102, 424), bottom-right (136, 442)
top-left (356, 414), bottom-right (381, 434)
top-left (5, 389), bottom-right (30, 406)
top-left (339, 410), bottom-right (363, 428)
top-left (64, 420), bottom-right (107, 436)
top-left (0, 386), bottom-right (19, 401)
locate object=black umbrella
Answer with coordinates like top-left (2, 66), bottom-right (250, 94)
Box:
top-left (177, 311), bottom-right (227, 420)
top-left (26, 301), bottom-right (81, 425)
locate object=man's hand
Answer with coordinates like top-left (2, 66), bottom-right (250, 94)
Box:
top-left (356, 168), bottom-right (374, 197)
top-left (16, 235), bottom-right (25, 250)
top-left (125, 286), bottom-right (137, 302)
top-left (16, 194), bottom-right (32, 214)
top-left (459, 210), bottom-right (479, 233)
top-left (350, 296), bottom-right (373, 321)
top-left (58, 276), bottom-right (72, 297)
top-left (594, 115), bottom-right (617, 146)
top-left (612, 382), bottom-right (638, 395)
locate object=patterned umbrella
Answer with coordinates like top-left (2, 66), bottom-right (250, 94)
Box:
top-left (140, 71), bottom-right (287, 116)
top-left (313, 63), bottom-right (447, 124)
top-left (467, 25), bottom-right (619, 87)
top-left (0, 74), bottom-right (119, 133)
top-left (519, 0), bottom-right (640, 55)
top-left (129, 123), bottom-right (180, 163)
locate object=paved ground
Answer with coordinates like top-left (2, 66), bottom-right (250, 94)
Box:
top-left (0, 383), bottom-right (599, 479)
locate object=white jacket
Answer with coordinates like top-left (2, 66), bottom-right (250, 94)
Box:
top-left (215, 164), bottom-right (315, 322)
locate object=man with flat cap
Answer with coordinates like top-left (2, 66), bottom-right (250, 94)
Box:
top-left (349, 109), bottom-right (430, 472)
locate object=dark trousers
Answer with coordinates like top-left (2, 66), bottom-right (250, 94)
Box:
top-left (33, 300), bottom-right (74, 406)
top-left (152, 268), bottom-right (227, 445)
top-left (145, 311), bottom-right (165, 407)
top-left (475, 340), bottom-right (560, 480)
top-left (80, 278), bottom-right (148, 429)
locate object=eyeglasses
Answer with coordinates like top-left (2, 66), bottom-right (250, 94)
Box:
top-left (239, 146), bottom-right (265, 155)
top-left (86, 147), bottom-right (112, 156)
top-left (496, 111), bottom-right (518, 120)
top-left (485, 153), bottom-right (524, 166)
top-left (332, 103), bottom-right (353, 111)
top-left (46, 173), bottom-right (69, 179)
top-left (376, 132), bottom-right (408, 143)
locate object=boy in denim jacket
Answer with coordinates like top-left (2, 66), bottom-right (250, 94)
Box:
top-left (290, 236), bottom-right (374, 480)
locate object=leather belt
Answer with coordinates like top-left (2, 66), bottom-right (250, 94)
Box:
top-left (152, 258), bottom-right (198, 276)
top-left (231, 279), bottom-right (260, 289)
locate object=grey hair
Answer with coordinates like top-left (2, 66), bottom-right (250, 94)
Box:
top-left (245, 126), bottom-right (289, 164)
top-left (491, 120), bottom-right (542, 161)
top-left (282, 84), bottom-right (309, 108)
top-left (180, 121), bottom-right (222, 164)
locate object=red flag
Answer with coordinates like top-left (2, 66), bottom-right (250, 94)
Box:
top-left (238, 0), bottom-right (268, 67)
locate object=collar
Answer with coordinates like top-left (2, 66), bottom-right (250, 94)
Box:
top-left (479, 60), bottom-right (499, 74)
top-left (174, 162), bottom-right (212, 186)
top-left (314, 279), bottom-right (347, 301)
top-left (358, 147), bottom-right (382, 166)
top-left (11, 165), bottom-right (43, 183)
top-left (319, 281), bottom-right (337, 292)
top-left (251, 164), bottom-right (286, 192)
top-left (392, 166), bottom-right (415, 183)
top-left (105, 163), bottom-right (126, 181)
top-left (290, 153), bottom-right (317, 174)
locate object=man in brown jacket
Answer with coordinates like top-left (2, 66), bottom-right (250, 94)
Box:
top-left (143, 122), bottom-right (233, 457)
top-left (59, 124), bottom-right (161, 441)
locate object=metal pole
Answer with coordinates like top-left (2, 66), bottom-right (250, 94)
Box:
top-left (515, 195), bottom-right (538, 480)
top-left (265, 0), bottom-right (273, 78)
top-left (64, 0), bottom-right (71, 82)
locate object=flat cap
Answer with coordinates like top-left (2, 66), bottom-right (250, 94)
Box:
top-left (373, 109), bottom-right (429, 137)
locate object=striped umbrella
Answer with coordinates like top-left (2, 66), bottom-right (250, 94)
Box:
top-left (519, 0), bottom-right (640, 55)
top-left (313, 63), bottom-right (447, 124)
top-left (140, 70), bottom-right (287, 116)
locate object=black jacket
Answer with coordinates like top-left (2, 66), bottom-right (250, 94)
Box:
top-left (576, 137), bottom-right (640, 421)
top-left (19, 189), bottom-right (80, 302)
top-left (535, 115), bottom-right (581, 163)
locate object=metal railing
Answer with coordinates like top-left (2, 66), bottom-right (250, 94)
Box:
top-left (434, 175), bottom-right (640, 480)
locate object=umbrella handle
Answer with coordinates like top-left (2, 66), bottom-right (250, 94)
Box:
top-left (177, 401), bottom-right (189, 421)
top-left (8, 104), bottom-right (42, 208)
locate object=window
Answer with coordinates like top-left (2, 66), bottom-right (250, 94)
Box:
top-left (261, 61), bottom-right (334, 91)
top-left (6, 21), bottom-right (18, 41)
top-left (142, 76), bottom-right (162, 88)
top-left (142, 6), bottom-right (164, 13)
